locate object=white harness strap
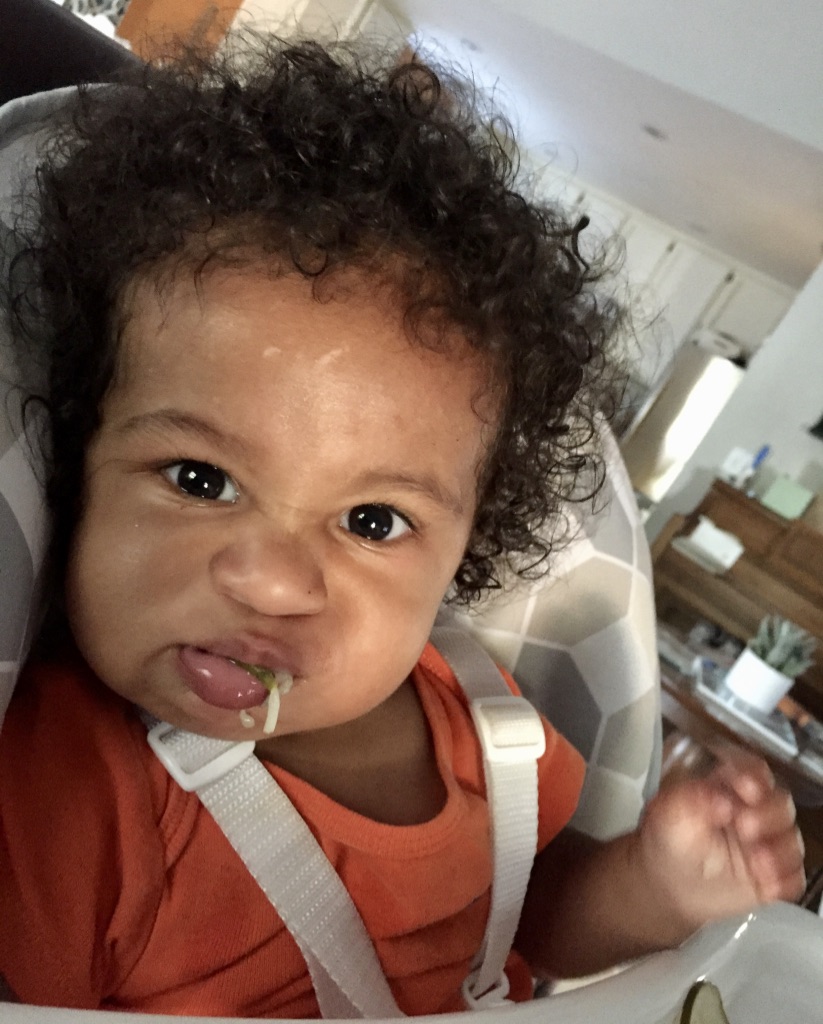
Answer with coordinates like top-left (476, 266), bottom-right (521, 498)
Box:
top-left (146, 722), bottom-right (401, 1019)
top-left (431, 613), bottom-right (545, 1008)
top-left (145, 618), bottom-right (545, 1017)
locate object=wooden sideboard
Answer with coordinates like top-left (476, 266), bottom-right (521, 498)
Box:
top-left (653, 479), bottom-right (823, 719)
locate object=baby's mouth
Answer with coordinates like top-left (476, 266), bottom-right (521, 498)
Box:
top-left (177, 646), bottom-right (294, 734)
top-left (229, 659), bottom-right (294, 734)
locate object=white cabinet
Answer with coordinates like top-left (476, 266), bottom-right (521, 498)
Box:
top-left (576, 192), bottom-right (628, 263)
top-left (533, 182), bottom-right (799, 507)
top-left (621, 219), bottom-right (675, 285)
top-left (639, 241), bottom-right (731, 386)
top-left (528, 178), bottom-right (795, 391)
top-left (613, 225), bottom-right (731, 390)
top-left (701, 275), bottom-right (793, 356)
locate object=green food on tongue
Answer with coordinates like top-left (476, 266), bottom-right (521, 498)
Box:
top-left (231, 659), bottom-right (278, 692)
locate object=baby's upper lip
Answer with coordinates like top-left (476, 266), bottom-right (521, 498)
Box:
top-left (192, 636), bottom-right (304, 679)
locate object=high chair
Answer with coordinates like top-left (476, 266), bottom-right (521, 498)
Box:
top-left (2, 21), bottom-right (823, 1023)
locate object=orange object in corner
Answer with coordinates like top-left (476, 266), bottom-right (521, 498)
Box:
top-left (117, 0), bottom-right (244, 60)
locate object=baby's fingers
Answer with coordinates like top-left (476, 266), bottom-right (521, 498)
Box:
top-left (744, 827), bottom-right (806, 902)
top-left (735, 789), bottom-right (806, 902)
top-left (735, 785), bottom-right (796, 841)
top-left (708, 745), bottom-right (776, 806)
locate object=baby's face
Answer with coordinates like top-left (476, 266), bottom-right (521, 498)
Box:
top-left (65, 267), bottom-right (494, 741)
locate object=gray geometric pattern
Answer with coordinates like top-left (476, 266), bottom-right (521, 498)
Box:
top-left (599, 685), bottom-right (658, 778)
top-left (0, 410), bottom-right (45, 727)
top-left (526, 559), bottom-right (635, 647)
top-left (0, 92), bottom-right (60, 726)
top-left (515, 646), bottom-right (601, 762)
top-left (0, 491), bottom-right (34, 661)
top-left (460, 423), bottom-right (662, 840)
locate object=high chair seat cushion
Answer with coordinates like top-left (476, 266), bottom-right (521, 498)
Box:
top-left (0, 89), bottom-right (75, 724)
top-left (461, 423), bottom-right (662, 839)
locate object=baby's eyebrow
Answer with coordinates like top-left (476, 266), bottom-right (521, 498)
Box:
top-left (354, 470), bottom-right (466, 517)
top-left (116, 409), bottom-right (255, 461)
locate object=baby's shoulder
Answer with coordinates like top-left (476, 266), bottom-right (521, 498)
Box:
top-left (2, 652), bottom-right (180, 836)
top-left (0, 656), bottom-right (179, 1003)
top-left (9, 652), bottom-right (140, 757)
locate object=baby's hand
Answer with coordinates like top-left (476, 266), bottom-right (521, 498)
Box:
top-left (637, 745), bottom-right (806, 931)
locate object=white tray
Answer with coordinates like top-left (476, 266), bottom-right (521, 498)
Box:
top-left (2, 904), bottom-right (822, 1024)
top-left (694, 679), bottom-right (799, 756)
top-left (538, 902), bottom-right (823, 1023)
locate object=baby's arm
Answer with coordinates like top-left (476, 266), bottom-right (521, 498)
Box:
top-left (515, 747), bottom-right (805, 978)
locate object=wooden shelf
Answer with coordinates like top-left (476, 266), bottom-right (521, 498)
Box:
top-left (654, 480), bottom-right (823, 718)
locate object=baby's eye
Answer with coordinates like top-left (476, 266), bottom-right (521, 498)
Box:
top-left (341, 504), bottom-right (412, 542)
top-left (162, 461), bottom-right (239, 502)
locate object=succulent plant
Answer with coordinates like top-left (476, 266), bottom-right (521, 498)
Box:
top-left (748, 614), bottom-right (818, 678)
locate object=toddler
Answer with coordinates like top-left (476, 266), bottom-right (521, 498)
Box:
top-left (0, 36), bottom-right (804, 1017)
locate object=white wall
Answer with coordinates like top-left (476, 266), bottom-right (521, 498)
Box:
top-left (645, 258), bottom-right (823, 540)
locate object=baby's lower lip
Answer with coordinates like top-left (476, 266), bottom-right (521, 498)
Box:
top-left (177, 646), bottom-right (268, 710)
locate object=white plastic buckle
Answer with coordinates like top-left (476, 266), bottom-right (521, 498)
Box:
top-left (147, 722), bottom-right (256, 792)
top-left (461, 969), bottom-right (511, 1010)
top-left (470, 697), bottom-right (546, 765)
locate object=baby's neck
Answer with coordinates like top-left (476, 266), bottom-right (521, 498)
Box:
top-left (254, 678), bottom-right (446, 826)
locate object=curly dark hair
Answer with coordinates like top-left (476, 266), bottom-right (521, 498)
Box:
top-left (14, 34), bottom-right (623, 607)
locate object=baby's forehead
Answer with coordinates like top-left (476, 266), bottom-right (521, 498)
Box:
top-left (109, 263), bottom-right (504, 458)
top-left (100, 264), bottom-right (502, 490)
top-left (118, 258), bottom-right (501, 382)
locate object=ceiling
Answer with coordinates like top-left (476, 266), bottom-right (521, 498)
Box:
top-left (386, 0), bottom-right (823, 290)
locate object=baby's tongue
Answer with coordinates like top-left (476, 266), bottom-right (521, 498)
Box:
top-left (179, 646), bottom-right (267, 709)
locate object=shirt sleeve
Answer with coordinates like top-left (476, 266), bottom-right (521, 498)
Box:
top-left (0, 661), bottom-right (167, 1008)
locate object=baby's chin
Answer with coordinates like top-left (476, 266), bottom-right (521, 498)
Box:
top-left (139, 680), bottom-right (329, 745)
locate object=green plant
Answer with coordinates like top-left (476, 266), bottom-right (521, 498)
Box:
top-left (749, 615), bottom-right (818, 678)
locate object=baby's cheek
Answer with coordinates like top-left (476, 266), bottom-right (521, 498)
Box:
top-left (66, 508), bottom-right (154, 645)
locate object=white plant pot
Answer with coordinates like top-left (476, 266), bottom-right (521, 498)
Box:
top-left (725, 647), bottom-right (793, 713)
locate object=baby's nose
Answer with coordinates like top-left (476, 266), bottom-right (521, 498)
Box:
top-left (209, 521), bottom-right (327, 617)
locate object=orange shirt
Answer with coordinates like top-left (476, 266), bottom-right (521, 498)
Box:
top-left (0, 644), bottom-right (584, 1016)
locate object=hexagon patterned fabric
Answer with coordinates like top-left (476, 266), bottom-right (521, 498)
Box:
top-left (460, 425), bottom-right (662, 840)
top-left (0, 354), bottom-right (47, 723)
top-left (0, 91), bottom-right (59, 725)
